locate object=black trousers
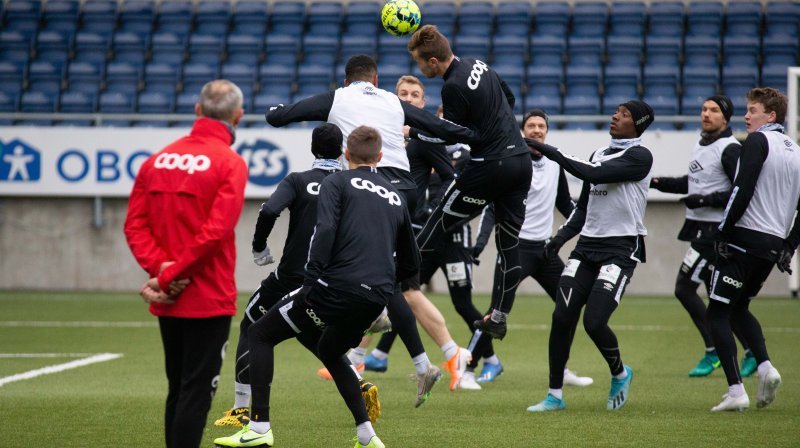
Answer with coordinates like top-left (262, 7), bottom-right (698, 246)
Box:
top-left (417, 153), bottom-right (532, 315)
top-left (248, 285), bottom-right (384, 426)
top-left (158, 315), bottom-right (231, 448)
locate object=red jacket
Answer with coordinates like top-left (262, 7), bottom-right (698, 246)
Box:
top-left (124, 118), bottom-right (248, 318)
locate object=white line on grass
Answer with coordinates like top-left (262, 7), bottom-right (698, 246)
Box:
top-left (0, 353), bottom-right (122, 387)
top-left (507, 324), bottom-right (800, 333)
top-left (0, 353), bottom-right (97, 358)
top-left (0, 321), bottom-right (157, 328)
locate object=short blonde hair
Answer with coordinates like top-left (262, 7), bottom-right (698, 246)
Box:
top-left (347, 126), bottom-right (382, 163)
top-left (396, 75), bottom-right (425, 95)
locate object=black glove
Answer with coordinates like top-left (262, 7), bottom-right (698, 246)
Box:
top-left (524, 138), bottom-right (558, 156)
top-left (649, 177), bottom-right (661, 189)
top-left (714, 239), bottom-right (732, 260)
top-left (680, 194), bottom-right (707, 209)
top-left (470, 247), bottom-right (482, 266)
top-left (544, 235), bottom-right (565, 259)
top-left (777, 245), bottom-right (794, 275)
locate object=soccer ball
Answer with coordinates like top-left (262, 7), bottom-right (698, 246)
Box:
top-left (381, 0), bottom-right (421, 37)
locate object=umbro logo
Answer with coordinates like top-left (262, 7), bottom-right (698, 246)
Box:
top-left (689, 160), bottom-right (704, 173)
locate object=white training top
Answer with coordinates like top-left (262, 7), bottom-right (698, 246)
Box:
top-left (327, 81), bottom-right (409, 172)
top-left (520, 157), bottom-right (561, 241)
top-left (582, 146), bottom-right (653, 238)
top-left (737, 131), bottom-right (800, 238)
top-left (686, 135), bottom-right (739, 223)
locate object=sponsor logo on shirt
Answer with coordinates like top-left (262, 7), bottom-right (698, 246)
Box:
top-left (689, 160), bottom-right (704, 173)
top-left (462, 195), bottom-right (486, 205)
top-left (154, 153), bottom-right (211, 174)
top-left (351, 177), bottom-right (402, 206)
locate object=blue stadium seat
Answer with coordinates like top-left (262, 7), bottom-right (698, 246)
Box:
top-left (112, 31), bottom-right (147, 65)
top-left (73, 31), bottom-right (109, 64)
top-left (254, 92), bottom-right (288, 113)
top-left (493, 34), bottom-right (527, 66)
top-left (137, 90), bottom-right (174, 113)
top-left (293, 83), bottom-right (331, 102)
top-left (493, 64), bottom-right (525, 95)
top-left (565, 65), bottom-right (601, 96)
top-left (567, 36), bottom-right (604, 69)
top-left (297, 63), bottom-right (334, 88)
top-left (187, 34), bottom-right (223, 63)
top-left (602, 93), bottom-right (636, 115)
top-left (35, 30), bottom-right (71, 67)
top-left (378, 34), bottom-right (412, 62)
top-left (422, 2), bottom-right (457, 37)
top-left (458, 2), bottom-right (495, 37)
top-left (681, 82), bottom-right (717, 115)
top-left (529, 35), bottom-right (565, 67)
top-left (265, 33), bottom-right (300, 65)
top-left (343, 1), bottom-right (380, 37)
top-left (0, 61), bottom-right (25, 95)
top-left (81, 0), bottom-right (119, 36)
top-left (686, 1), bottom-right (724, 37)
top-left (454, 34), bottom-right (491, 61)
top-left (258, 63), bottom-right (294, 96)
top-left (270, 2), bottom-right (306, 36)
top-left (0, 31), bottom-right (32, 64)
top-left (183, 63), bottom-right (218, 93)
top-left (724, 2), bottom-right (762, 38)
top-left (643, 93), bottom-right (678, 117)
top-left (226, 33), bottom-right (263, 66)
top-left (99, 90), bottom-right (135, 113)
top-left (563, 94), bottom-right (601, 115)
top-left (3, 0), bottom-right (41, 37)
top-left (340, 35), bottom-right (377, 62)
top-left (609, 2), bottom-right (646, 37)
top-left (105, 61), bottom-right (141, 94)
top-left (21, 90), bottom-right (56, 112)
top-left (143, 62), bottom-right (178, 94)
top-left (606, 36), bottom-right (643, 69)
top-left (495, 2), bottom-right (531, 36)
top-left (221, 62), bottom-right (256, 94)
top-left (28, 60), bottom-right (64, 94)
top-left (605, 67), bottom-right (640, 96)
top-left (307, 2), bottom-right (343, 37)
top-left (303, 35), bottom-right (338, 66)
top-left (59, 89), bottom-right (96, 113)
top-left (533, 2), bottom-right (570, 37)
top-left (231, 0), bottom-right (268, 35)
top-left (683, 36), bottom-right (721, 69)
top-left (526, 64), bottom-right (562, 98)
top-left (195, 1), bottom-right (231, 36)
top-left (156, 1), bottom-right (193, 37)
top-left (722, 36), bottom-right (760, 71)
top-left (0, 91), bottom-right (18, 112)
top-left (67, 60), bottom-right (103, 95)
top-left (376, 62), bottom-right (407, 91)
top-left (722, 67), bottom-right (758, 114)
top-left (765, 1), bottom-right (799, 38)
top-left (643, 65), bottom-right (679, 96)
top-left (524, 93), bottom-right (561, 114)
top-left (175, 91), bottom-right (199, 113)
top-left (42, 0), bottom-right (80, 37)
top-left (150, 32), bottom-right (186, 66)
top-left (118, 0), bottom-right (155, 37)
top-left (571, 2), bottom-right (609, 37)
top-left (647, 2), bottom-right (684, 38)
top-left (644, 36), bottom-right (681, 70)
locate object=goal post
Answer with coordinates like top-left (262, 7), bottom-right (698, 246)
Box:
top-left (787, 67), bottom-right (800, 297)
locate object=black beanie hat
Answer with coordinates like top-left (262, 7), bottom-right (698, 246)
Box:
top-left (706, 94), bottom-right (734, 123)
top-left (620, 100), bottom-right (655, 136)
top-left (311, 123), bottom-right (343, 159)
top-left (522, 109), bottom-right (549, 130)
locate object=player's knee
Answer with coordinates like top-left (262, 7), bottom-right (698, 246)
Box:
top-left (582, 313), bottom-right (607, 337)
top-left (552, 307), bottom-right (578, 329)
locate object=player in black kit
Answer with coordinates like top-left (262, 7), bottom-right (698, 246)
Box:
top-left (407, 25), bottom-right (533, 340)
top-left (215, 126), bottom-right (418, 448)
top-left (706, 87), bottom-right (800, 412)
top-left (525, 100), bottom-right (654, 412)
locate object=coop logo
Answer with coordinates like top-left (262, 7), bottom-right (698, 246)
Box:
top-left (0, 139), bottom-right (41, 182)
top-left (462, 196), bottom-right (486, 205)
top-left (689, 160), bottom-right (704, 173)
top-left (722, 276), bottom-right (742, 288)
top-left (237, 139), bottom-right (289, 187)
top-left (351, 177), bottom-right (402, 206)
top-left (153, 153), bottom-right (211, 174)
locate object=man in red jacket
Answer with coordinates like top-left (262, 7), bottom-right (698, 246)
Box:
top-left (124, 79), bottom-right (248, 448)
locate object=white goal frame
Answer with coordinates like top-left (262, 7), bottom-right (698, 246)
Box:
top-left (787, 67), bottom-right (800, 297)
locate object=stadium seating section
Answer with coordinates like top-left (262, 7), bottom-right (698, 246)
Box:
top-left (0, 0), bottom-right (797, 128)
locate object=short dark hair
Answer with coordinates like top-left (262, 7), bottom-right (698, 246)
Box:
top-left (407, 25), bottom-right (453, 61)
top-left (345, 55), bottom-right (378, 83)
top-left (747, 87), bottom-right (788, 124)
top-left (347, 126), bottom-right (382, 164)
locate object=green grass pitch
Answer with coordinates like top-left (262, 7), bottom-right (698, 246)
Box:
top-left (0, 291), bottom-right (797, 447)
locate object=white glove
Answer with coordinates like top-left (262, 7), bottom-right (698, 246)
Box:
top-left (253, 247), bottom-right (274, 266)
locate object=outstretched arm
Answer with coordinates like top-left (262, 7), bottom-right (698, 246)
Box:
top-left (528, 139), bottom-right (653, 184)
top-left (266, 91), bottom-right (334, 127)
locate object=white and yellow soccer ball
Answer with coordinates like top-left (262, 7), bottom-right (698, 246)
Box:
top-left (381, 0), bottom-right (422, 36)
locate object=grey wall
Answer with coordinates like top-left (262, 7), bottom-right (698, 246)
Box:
top-left (0, 197), bottom-right (795, 297)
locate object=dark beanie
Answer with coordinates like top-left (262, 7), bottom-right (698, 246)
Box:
top-left (311, 123), bottom-right (343, 159)
top-left (706, 94), bottom-right (734, 123)
top-left (620, 100), bottom-right (655, 136)
top-left (522, 109), bottom-right (549, 130)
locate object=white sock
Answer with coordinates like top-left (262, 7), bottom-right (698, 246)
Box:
top-left (249, 420), bottom-right (271, 434)
top-left (234, 382), bottom-right (251, 409)
top-left (412, 353), bottom-right (431, 375)
top-left (548, 388), bottom-right (563, 400)
top-left (370, 349), bottom-right (388, 360)
top-left (441, 340), bottom-right (458, 360)
top-left (483, 355), bottom-right (499, 365)
top-left (757, 360), bottom-right (774, 378)
top-left (613, 369), bottom-right (628, 380)
top-left (706, 347), bottom-right (716, 353)
top-left (728, 383), bottom-right (746, 398)
top-left (490, 309), bottom-right (508, 323)
top-left (349, 347), bottom-right (367, 366)
top-left (356, 421), bottom-right (376, 446)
